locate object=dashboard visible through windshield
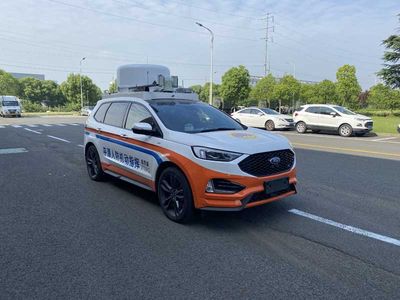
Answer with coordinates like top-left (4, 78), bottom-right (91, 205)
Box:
top-left (149, 100), bottom-right (245, 133)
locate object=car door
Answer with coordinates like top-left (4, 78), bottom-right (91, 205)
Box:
top-left (119, 102), bottom-right (163, 187)
top-left (235, 109), bottom-right (253, 126)
top-left (98, 101), bottom-right (130, 169)
top-left (318, 106), bottom-right (341, 129)
top-left (303, 106), bottom-right (321, 126)
top-left (249, 108), bottom-right (265, 127)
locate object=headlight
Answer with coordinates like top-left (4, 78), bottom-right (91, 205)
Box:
top-left (192, 146), bottom-right (243, 161)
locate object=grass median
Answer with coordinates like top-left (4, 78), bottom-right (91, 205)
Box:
top-left (372, 116), bottom-right (400, 135)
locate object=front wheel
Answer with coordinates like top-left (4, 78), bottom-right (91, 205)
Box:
top-left (265, 120), bottom-right (275, 131)
top-left (85, 145), bottom-right (105, 181)
top-left (296, 121), bottom-right (307, 133)
top-left (339, 124), bottom-right (353, 137)
top-left (157, 167), bottom-right (194, 223)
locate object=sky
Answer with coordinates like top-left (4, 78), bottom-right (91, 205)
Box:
top-left (0, 0), bottom-right (399, 90)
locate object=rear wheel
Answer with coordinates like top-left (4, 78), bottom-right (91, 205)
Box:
top-left (265, 120), bottom-right (275, 131)
top-left (339, 124), bottom-right (353, 137)
top-left (85, 145), bottom-right (105, 181)
top-left (157, 167), bottom-right (194, 223)
top-left (296, 121), bottom-right (307, 133)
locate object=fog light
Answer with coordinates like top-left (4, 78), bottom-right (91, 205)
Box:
top-left (205, 180), bottom-right (214, 193)
top-left (205, 179), bottom-right (245, 194)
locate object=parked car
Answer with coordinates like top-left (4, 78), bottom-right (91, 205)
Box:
top-left (81, 106), bottom-right (94, 116)
top-left (293, 104), bottom-right (373, 137)
top-left (0, 95), bottom-right (22, 117)
top-left (231, 107), bottom-right (294, 131)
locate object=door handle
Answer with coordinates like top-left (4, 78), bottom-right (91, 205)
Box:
top-left (120, 133), bottom-right (127, 138)
top-left (96, 127), bottom-right (101, 132)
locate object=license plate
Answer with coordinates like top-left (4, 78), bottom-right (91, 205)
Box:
top-left (264, 177), bottom-right (289, 194)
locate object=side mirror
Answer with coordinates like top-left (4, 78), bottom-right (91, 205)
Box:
top-left (330, 112), bottom-right (337, 117)
top-left (257, 112), bottom-right (264, 116)
top-left (132, 122), bottom-right (154, 135)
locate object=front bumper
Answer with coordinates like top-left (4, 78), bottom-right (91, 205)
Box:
top-left (275, 122), bottom-right (295, 129)
top-left (195, 168), bottom-right (297, 211)
top-left (2, 110), bottom-right (20, 116)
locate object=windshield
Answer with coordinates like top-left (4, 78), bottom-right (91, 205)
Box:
top-left (149, 100), bottom-right (245, 133)
top-left (260, 108), bottom-right (279, 115)
top-left (333, 106), bottom-right (356, 115)
top-left (2, 101), bottom-right (19, 107)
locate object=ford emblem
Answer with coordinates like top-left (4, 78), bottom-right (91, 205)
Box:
top-left (269, 156), bottom-right (281, 165)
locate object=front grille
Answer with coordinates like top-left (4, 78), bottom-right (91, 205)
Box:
top-left (238, 149), bottom-right (295, 177)
top-left (365, 121), bottom-right (373, 127)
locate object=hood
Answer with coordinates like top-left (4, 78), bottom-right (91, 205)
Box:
top-left (342, 113), bottom-right (371, 121)
top-left (166, 128), bottom-right (292, 155)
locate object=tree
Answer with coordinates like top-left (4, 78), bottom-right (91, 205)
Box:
top-left (315, 79), bottom-right (338, 104)
top-left (199, 82), bottom-right (220, 103)
top-left (299, 83), bottom-right (318, 104)
top-left (272, 75), bottom-right (301, 107)
top-left (60, 74), bottom-right (102, 110)
top-left (368, 83), bottom-right (400, 111)
top-left (189, 85), bottom-right (202, 97)
top-left (336, 64), bottom-right (361, 108)
top-left (109, 80), bottom-right (118, 93)
top-left (378, 15), bottom-right (400, 89)
top-left (249, 74), bottom-right (276, 107)
top-left (19, 78), bottom-right (65, 107)
top-left (0, 70), bottom-right (20, 96)
top-left (220, 65), bottom-right (250, 108)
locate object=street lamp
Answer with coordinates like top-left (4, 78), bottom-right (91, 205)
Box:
top-left (80, 57), bottom-right (86, 110)
top-left (196, 22), bottom-right (214, 106)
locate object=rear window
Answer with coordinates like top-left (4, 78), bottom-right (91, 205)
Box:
top-left (104, 102), bottom-right (129, 127)
top-left (94, 103), bottom-right (111, 123)
top-left (294, 106), bottom-right (304, 112)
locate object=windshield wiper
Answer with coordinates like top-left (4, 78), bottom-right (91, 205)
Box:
top-left (198, 127), bottom-right (237, 133)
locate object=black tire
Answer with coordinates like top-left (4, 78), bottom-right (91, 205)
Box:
top-left (339, 124), bottom-right (353, 137)
top-left (85, 144), bottom-right (105, 181)
top-left (265, 120), bottom-right (275, 131)
top-left (157, 167), bottom-right (194, 223)
top-left (355, 132), bottom-right (366, 137)
top-left (296, 121), bottom-right (307, 133)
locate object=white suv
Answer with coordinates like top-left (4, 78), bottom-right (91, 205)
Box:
top-left (293, 104), bottom-right (373, 137)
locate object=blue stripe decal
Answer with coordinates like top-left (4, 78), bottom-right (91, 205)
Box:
top-left (94, 133), bottom-right (163, 165)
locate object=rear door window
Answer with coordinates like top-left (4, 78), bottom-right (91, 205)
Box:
top-left (94, 103), bottom-right (111, 123)
top-left (319, 107), bottom-right (335, 115)
top-left (305, 107), bottom-right (320, 114)
top-left (125, 103), bottom-right (156, 129)
top-left (104, 102), bottom-right (129, 127)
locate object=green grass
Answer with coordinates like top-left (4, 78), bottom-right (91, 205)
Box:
top-left (372, 116), bottom-right (400, 134)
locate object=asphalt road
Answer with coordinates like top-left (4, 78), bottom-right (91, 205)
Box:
top-left (0, 117), bottom-right (399, 299)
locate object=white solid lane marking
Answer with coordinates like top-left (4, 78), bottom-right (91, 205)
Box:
top-left (77, 144), bottom-right (84, 148)
top-left (371, 137), bottom-right (397, 142)
top-left (24, 128), bottom-right (42, 134)
top-left (0, 148), bottom-right (28, 154)
top-left (288, 209), bottom-right (400, 247)
top-left (47, 135), bottom-right (70, 143)
top-left (11, 125), bottom-right (22, 128)
top-left (26, 124), bottom-right (38, 127)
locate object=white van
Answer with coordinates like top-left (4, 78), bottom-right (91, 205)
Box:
top-left (0, 96), bottom-right (22, 117)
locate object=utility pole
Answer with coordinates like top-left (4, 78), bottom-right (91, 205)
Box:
top-left (263, 13), bottom-right (274, 76)
top-left (79, 57), bottom-right (86, 110)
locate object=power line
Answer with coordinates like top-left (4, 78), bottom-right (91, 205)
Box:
top-left (46, 0), bottom-right (260, 42)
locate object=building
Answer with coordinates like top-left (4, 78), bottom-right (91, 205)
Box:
top-left (10, 72), bottom-right (45, 80)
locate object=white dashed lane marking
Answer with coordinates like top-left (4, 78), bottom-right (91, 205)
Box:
top-left (289, 209), bottom-right (400, 247)
top-left (0, 125), bottom-right (5, 128)
top-left (26, 124), bottom-right (38, 127)
top-left (55, 123), bottom-right (66, 126)
top-left (24, 128), bottom-right (42, 134)
top-left (47, 135), bottom-right (70, 143)
top-left (11, 125), bottom-right (22, 128)
top-left (41, 124), bottom-right (52, 127)
top-left (0, 148), bottom-right (28, 155)
top-left (77, 144), bottom-right (84, 148)
top-left (371, 137), bottom-right (398, 142)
